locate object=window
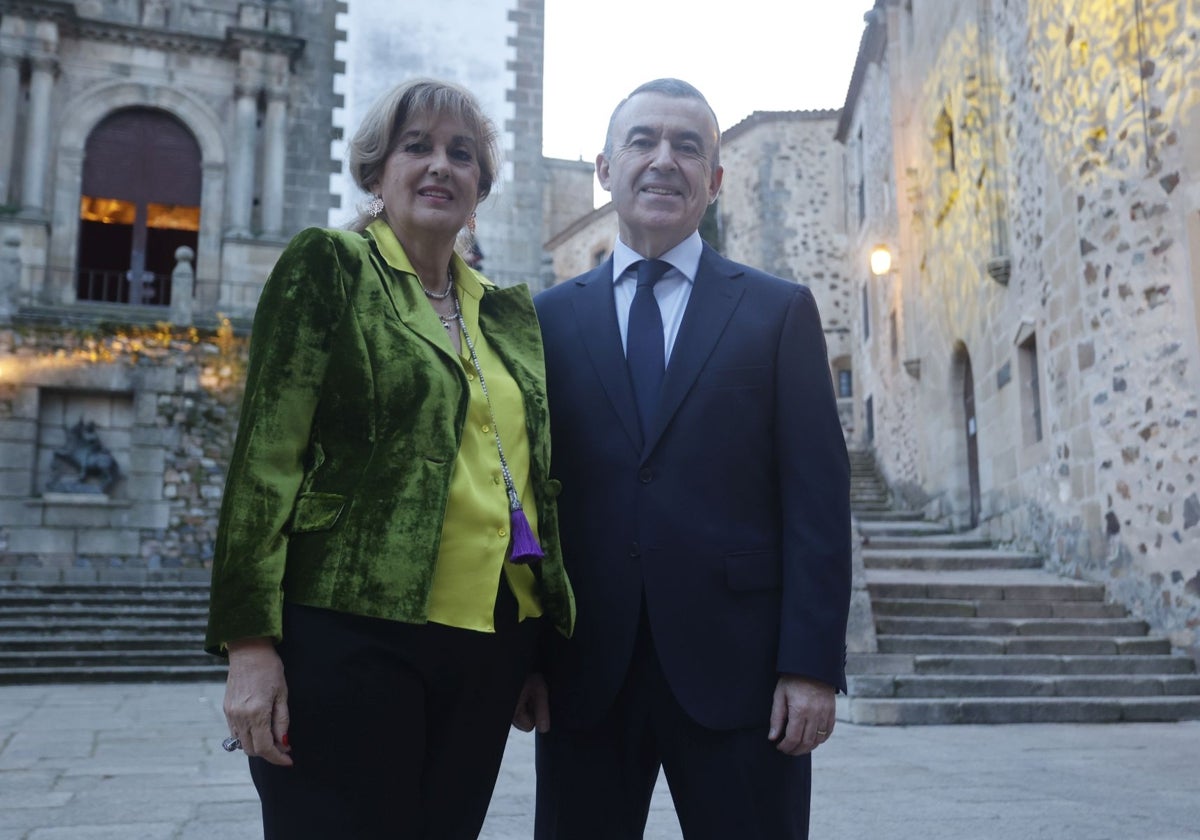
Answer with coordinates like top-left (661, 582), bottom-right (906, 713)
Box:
top-left (838, 369), bottom-right (853, 398)
top-left (861, 282), bottom-right (870, 342)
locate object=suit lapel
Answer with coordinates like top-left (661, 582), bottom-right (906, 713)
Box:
top-left (571, 261), bottom-right (643, 452)
top-left (644, 247), bottom-right (745, 455)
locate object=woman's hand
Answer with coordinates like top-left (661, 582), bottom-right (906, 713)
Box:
top-left (224, 638), bottom-right (293, 766)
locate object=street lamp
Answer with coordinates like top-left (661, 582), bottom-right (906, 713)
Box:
top-left (869, 244), bottom-right (892, 277)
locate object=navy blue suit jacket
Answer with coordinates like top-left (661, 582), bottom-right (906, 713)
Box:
top-left (535, 244), bottom-right (851, 731)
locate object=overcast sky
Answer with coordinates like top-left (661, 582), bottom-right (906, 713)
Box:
top-left (541, 0), bottom-right (872, 162)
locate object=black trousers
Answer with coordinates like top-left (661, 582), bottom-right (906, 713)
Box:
top-left (534, 611), bottom-right (810, 840)
top-left (249, 582), bottom-right (535, 840)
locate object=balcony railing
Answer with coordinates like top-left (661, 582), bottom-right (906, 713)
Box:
top-left (76, 268), bottom-right (171, 307)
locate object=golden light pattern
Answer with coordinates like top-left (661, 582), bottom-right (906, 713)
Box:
top-left (147, 203), bottom-right (200, 231)
top-left (79, 196), bottom-right (135, 224)
top-left (1028, 0), bottom-right (1200, 182)
top-left (905, 21), bottom-right (1003, 343)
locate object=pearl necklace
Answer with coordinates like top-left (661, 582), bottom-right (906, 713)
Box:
top-left (420, 269), bottom-right (455, 300)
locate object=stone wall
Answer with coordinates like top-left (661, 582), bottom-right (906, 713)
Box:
top-left (720, 110), bottom-right (854, 429)
top-left (0, 322), bottom-right (246, 580)
top-left (843, 0), bottom-right (1200, 658)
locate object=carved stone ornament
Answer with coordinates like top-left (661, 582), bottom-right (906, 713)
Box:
top-left (45, 419), bottom-right (122, 495)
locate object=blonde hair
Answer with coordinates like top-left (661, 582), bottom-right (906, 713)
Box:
top-left (346, 78), bottom-right (500, 231)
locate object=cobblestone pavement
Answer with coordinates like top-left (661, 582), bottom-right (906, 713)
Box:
top-left (0, 682), bottom-right (1197, 839)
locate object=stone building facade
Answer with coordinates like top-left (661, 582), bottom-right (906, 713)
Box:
top-left (0, 0), bottom-right (596, 579)
top-left (0, 0), bottom-right (342, 577)
top-left (840, 0), bottom-right (1200, 660)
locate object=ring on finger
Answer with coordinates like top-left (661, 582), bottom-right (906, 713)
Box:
top-left (221, 736), bottom-right (243, 752)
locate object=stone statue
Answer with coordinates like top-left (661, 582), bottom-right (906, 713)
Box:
top-left (47, 419), bottom-right (122, 495)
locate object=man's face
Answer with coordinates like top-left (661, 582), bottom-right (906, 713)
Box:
top-left (597, 92), bottom-right (723, 257)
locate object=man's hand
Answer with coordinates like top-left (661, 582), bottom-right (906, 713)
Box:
top-left (767, 675), bottom-right (836, 755)
top-left (224, 637), bottom-right (293, 766)
top-left (512, 672), bottom-right (551, 733)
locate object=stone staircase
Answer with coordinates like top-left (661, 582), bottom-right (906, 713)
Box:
top-left (843, 450), bottom-right (1200, 724)
top-left (0, 581), bottom-right (226, 684)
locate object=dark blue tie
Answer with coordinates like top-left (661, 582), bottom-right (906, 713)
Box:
top-left (627, 259), bottom-right (671, 437)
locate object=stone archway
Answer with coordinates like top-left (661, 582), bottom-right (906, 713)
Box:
top-left (949, 341), bottom-right (981, 530)
top-left (49, 81), bottom-right (228, 309)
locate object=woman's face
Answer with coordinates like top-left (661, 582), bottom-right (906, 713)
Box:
top-left (371, 110), bottom-right (481, 244)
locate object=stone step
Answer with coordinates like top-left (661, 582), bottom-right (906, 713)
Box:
top-left (0, 592), bottom-right (210, 608)
top-left (863, 548), bottom-right (1044, 571)
top-left (847, 673), bottom-right (1200, 699)
top-left (0, 582), bottom-right (211, 595)
top-left (875, 616), bottom-right (1149, 638)
top-left (857, 519), bottom-right (951, 536)
top-left (877, 634), bottom-right (1172, 656)
top-left (0, 605), bottom-right (209, 620)
top-left (854, 509), bottom-right (928, 522)
top-left (0, 649), bottom-right (216, 668)
top-left (1, 633), bottom-right (202, 652)
top-left (840, 695), bottom-right (1200, 725)
top-left (866, 571), bottom-right (1107, 602)
top-left (0, 664), bottom-right (228, 685)
top-left (0, 618), bottom-right (204, 634)
top-left (850, 494), bottom-right (890, 505)
top-left (862, 534), bottom-right (994, 550)
top-left (847, 653), bottom-right (1199, 676)
top-left (872, 597), bottom-right (1127, 619)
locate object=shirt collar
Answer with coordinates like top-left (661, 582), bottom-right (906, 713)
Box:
top-left (611, 231), bottom-right (703, 285)
top-left (366, 218), bottom-right (490, 300)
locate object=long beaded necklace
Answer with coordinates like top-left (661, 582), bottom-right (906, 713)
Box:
top-left (451, 295), bottom-right (544, 564)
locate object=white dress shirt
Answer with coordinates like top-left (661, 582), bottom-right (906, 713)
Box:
top-left (611, 232), bottom-right (703, 363)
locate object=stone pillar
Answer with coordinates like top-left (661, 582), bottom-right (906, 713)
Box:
top-left (0, 54), bottom-right (20, 206)
top-left (21, 54), bottom-right (57, 216)
top-left (228, 78), bottom-right (260, 235)
top-left (260, 87), bottom-right (287, 237)
top-left (169, 245), bottom-right (195, 325)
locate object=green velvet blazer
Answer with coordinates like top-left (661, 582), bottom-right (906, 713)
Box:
top-left (205, 226), bottom-right (575, 655)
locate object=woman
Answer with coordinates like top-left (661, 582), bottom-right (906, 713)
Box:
top-left (205, 78), bottom-right (574, 839)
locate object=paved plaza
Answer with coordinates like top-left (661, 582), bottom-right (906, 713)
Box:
top-left (0, 682), bottom-right (1197, 839)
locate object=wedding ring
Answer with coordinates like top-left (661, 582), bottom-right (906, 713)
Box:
top-left (816, 729), bottom-right (828, 736)
top-left (221, 736), bottom-right (243, 752)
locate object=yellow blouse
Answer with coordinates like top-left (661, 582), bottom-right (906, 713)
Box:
top-left (370, 221), bottom-right (543, 632)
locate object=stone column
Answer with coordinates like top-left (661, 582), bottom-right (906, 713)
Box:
top-left (0, 54), bottom-right (20, 206)
top-left (227, 77), bottom-right (259, 235)
top-left (21, 54), bottom-right (57, 216)
top-left (259, 87), bottom-right (287, 237)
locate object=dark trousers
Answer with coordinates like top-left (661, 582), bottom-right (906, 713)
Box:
top-left (534, 611), bottom-right (810, 840)
top-left (249, 582), bottom-right (535, 840)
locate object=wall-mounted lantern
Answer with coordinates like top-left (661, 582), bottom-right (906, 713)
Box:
top-left (869, 244), bottom-right (893, 277)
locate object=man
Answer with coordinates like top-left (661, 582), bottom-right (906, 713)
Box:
top-left (527, 78), bottom-right (851, 839)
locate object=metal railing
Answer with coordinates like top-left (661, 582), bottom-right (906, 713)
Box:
top-left (76, 268), bottom-right (171, 307)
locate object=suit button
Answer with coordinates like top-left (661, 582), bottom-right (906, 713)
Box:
top-left (638, 467), bottom-right (652, 483)
top-left (629, 542), bottom-right (640, 558)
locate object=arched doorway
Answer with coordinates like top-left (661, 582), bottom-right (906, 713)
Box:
top-left (953, 344), bottom-right (982, 529)
top-left (76, 108), bottom-right (201, 306)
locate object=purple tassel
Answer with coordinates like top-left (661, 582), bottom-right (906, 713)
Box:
top-left (508, 507), bottom-right (544, 564)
